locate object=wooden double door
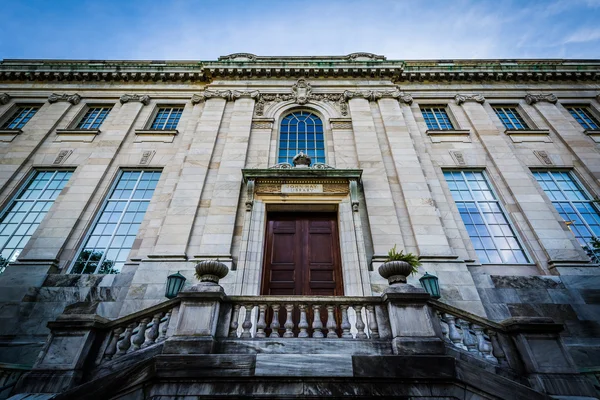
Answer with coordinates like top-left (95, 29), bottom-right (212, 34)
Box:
top-left (261, 212), bottom-right (344, 296)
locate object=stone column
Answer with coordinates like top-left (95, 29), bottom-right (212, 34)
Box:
top-left (152, 95), bottom-right (228, 257)
top-left (529, 95), bottom-right (600, 182)
top-left (378, 96), bottom-right (454, 258)
top-left (346, 94), bottom-right (404, 256)
top-left (196, 91), bottom-right (258, 264)
top-left (460, 99), bottom-right (587, 265)
top-left (17, 97), bottom-right (148, 264)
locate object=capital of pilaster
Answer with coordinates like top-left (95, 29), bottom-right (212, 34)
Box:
top-left (120, 94), bottom-right (150, 105)
top-left (343, 90), bottom-right (381, 102)
top-left (191, 89), bottom-right (235, 104)
top-left (48, 93), bottom-right (81, 105)
top-left (232, 90), bottom-right (260, 100)
top-left (525, 93), bottom-right (557, 105)
top-left (455, 94), bottom-right (485, 105)
top-left (0, 93), bottom-right (10, 105)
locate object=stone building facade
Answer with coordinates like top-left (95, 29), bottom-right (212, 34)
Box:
top-left (0, 54), bottom-right (599, 399)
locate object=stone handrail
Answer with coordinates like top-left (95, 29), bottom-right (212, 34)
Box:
top-left (98, 298), bottom-right (180, 364)
top-left (223, 295), bottom-right (386, 339)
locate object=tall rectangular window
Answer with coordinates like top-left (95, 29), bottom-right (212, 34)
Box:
top-left (532, 171), bottom-right (600, 247)
top-left (150, 107), bottom-right (183, 130)
top-left (444, 171), bottom-right (529, 264)
top-left (76, 106), bottom-right (112, 129)
top-left (1, 105), bottom-right (40, 129)
top-left (493, 106), bottom-right (529, 130)
top-left (421, 107), bottom-right (454, 130)
top-left (566, 106), bottom-right (600, 130)
top-left (71, 170), bottom-right (161, 274)
top-left (0, 170), bottom-right (73, 273)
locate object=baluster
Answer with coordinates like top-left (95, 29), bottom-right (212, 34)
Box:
top-left (142, 313), bottom-right (162, 348)
top-left (229, 304), bottom-right (241, 338)
top-left (355, 306), bottom-right (367, 339)
top-left (340, 305), bottom-right (352, 338)
top-left (283, 304), bottom-right (295, 338)
top-left (104, 327), bottom-right (124, 360)
top-left (157, 310), bottom-right (171, 342)
top-left (488, 330), bottom-right (508, 366)
top-left (457, 319), bottom-right (477, 353)
top-left (256, 304), bottom-right (267, 338)
top-left (444, 314), bottom-right (463, 349)
top-left (473, 325), bottom-right (495, 362)
top-left (116, 323), bottom-right (134, 356)
top-left (131, 318), bottom-right (150, 351)
top-left (312, 305), bottom-right (324, 338)
top-left (298, 304), bottom-right (309, 338)
top-left (269, 304), bottom-right (281, 338)
top-left (326, 305), bottom-right (337, 338)
top-left (241, 305), bottom-right (253, 338)
top-left (366, 305), bottom-right (379, 339)
top-left (438, 312), bottom-right (450, 342)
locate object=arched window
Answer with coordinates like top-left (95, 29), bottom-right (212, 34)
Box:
top-left (279, 111), bottom-right (325, 164)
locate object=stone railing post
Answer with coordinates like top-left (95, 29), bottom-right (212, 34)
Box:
top-left (13, 302), bottom-right (109, 394)
top-left (501, 317), bottom-right (597, 397)
top-left (382, 285), bottom-right (444, 355)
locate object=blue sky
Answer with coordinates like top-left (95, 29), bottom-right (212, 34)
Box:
top-left (1, 0), bottom-right (599, 60)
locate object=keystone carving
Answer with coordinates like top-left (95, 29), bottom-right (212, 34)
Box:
top-left (0, 93), bottom-right (10, 105)
top-left (120, 94), bottom-right (150, 105)
top-left (455, 94), bottom-right (486, 105)
top-left (48, 93), bottom-right (81, 105)
top-left (292, 79), bottom-right (312, 105)
top-left (525, 93), bottom-right (558, 105)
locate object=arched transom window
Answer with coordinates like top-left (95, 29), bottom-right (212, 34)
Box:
top-left (279, 111), bottom-right (325, 164)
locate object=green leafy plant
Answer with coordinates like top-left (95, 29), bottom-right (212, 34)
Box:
top-left (385, 245), bottom-right (422, 274)
top-left (584, 237), bottom-right (600, 263)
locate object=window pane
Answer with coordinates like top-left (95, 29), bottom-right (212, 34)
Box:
top-left (0, 170), bottom-right (73, 273)
top-left (421, 107), bottom-right (454, 130)
top-left (71, 170), bottom-right (161, 274)
top-left (493, 107), bottom-right (528, 130)
top-left (76, 106), bottom-right (112, 129)
top-left (1, 106), bottom-right (41, 129)
top-left (151, 107), bottom-right (184, 130)
top-left (278, 111), bottom-right (325, 164)
top-left (567, 107), bottom-right (600, 130)
top-left (445, 171), bottom-right (529, 264)
top-left (534, 171), bottom-right (600, 260)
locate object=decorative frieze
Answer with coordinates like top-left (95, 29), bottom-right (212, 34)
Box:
top-left (251, 120), bottom-right (274, 130)
top-left (343, 89), bottom-right (413, 104)
top-left (48, 93), bottom-right (81, 105)
top-left (455, 94), bottom-right (485, 105)
top-left (53, 149), bottom-right (72, 165)
top-left (0, 93), bottom-right (9, 105)
top-left (120, 94), bottom-right (150, 105)
top-left (525, 93), bottom-right (558, 105)
top-left (255, 180), bottom-right (349, 195)
top-left (330, 119), bottom-right (353, 130)
top-left (191, 89), bottom-right (259, 104)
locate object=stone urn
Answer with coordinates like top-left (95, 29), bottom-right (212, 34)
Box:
top-left (292, 151), bottom-right (311, 168)
top-left (195, 260), bottom-right (229, 284)
top-left (378, 261), bottom-right (414, 285)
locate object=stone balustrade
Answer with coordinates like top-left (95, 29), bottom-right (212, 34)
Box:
top-left (100, 301), bottom-right (178, 364)
top-left (223, 296), bottom-right (385, 339)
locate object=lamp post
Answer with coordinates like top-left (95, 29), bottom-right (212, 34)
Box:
top-left (165, 271), bottom-right (186, 299)
top-left (419, 272), bottom-right (440, 299)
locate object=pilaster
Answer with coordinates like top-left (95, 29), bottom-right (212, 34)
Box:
top-left (347, 97), bottom-right (404, 256)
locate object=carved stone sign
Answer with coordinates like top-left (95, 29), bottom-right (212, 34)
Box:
top-left (281, 184), bottom-right (323, 194)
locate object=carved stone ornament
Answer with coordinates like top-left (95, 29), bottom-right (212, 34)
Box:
top-left (48, 93), bottom-right (81, 105)
top-left (268, 160), bottom-right (335, 170)
top-left (218, 53), bottom-right (258, 62)
top-left (346, 52), bottom-right (386, 61)
top-left (191, 89), bottom-right (259, 104)
top-left (455, 94), bottom-right (486, 105)
top-left (344, 89), bottom-right (413, 104)
top-left (378, 260), bottom-right (414, 285)
top-left (245, 179), bottom-right (255, 211)
top-left (525, 93), bottom-right (558, 105)
top-left (255, 79), bottom-right (349, 117)
top-left (292, 151), bottom-right (311, 168)
top-left (534, 150), bottom-right (553, 165)
top-left (53, 149), bottom-right (72, 165)
top-left (195, 260), bottom-right (229, 284)
top-left (120, 94), bottom-right (150, 105)
top-left (0, 93), bottom-right (10, 105)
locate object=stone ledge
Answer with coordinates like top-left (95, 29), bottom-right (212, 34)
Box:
top-left (584, 129), bottom-right (600, 142)
top-left (426, 129), bottom-right (471, 143)
top-left (0, 128), bottom-right (21, 142)
top-left (134, 129), bottom-right (178, 143)
top-left (504, 129), bottom-right (552, 143)
top-left (55, 128), bottom-right (100, 142)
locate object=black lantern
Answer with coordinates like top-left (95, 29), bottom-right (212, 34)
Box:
top-left (165, 271), bottom-right (186, 299)
top-left (419, 272), bottom-right (440, 299)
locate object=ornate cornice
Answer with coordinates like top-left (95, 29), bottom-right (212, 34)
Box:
top-left (344, 89), bottom-right (413, 104)
top-left (191, 89), bottom-right (260, 104)
top-left (525, 93), bottom-right (558, 105)
top-left (455, 94), bottom-right (486, 105)
top-left (48, 93), bottom-right (81, 105)
top-left (0, 93), bottom-right (9, 105)
top-left (120, 94), bottom-right (150, 105)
